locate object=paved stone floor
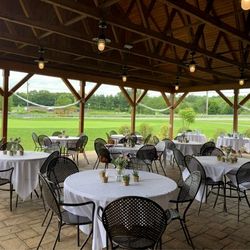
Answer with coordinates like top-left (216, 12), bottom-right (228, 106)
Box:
top-left (0, 151), bottom-right (250, 249)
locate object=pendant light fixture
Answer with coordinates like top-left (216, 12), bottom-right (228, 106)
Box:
top-left (34, 47), bottom-right (48, 70)
top-left (121, 66), bottom-right (128, 82)
top-left (92, 20), bottom-right (111, 52)
top-left (239, 68), bottom-right (246, 86)
top-left (241, 0), bottom-right (250, 10)
top-left (189, 51), bottom-right (197, 73)
top-left (175, 76), bottom-right (180, 91)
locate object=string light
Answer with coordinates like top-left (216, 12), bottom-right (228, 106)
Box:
top-left (122, 66), bottom-right (128, 82)
top-left (34, 47), bottom-right (47, 70)
top-left (241, 0), bottom-right (250, 10)
top-left (189, 52), bottom-right (196, 73)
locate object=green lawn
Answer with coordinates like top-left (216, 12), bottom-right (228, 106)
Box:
top-left (2, 115), bottom-right (250, 151)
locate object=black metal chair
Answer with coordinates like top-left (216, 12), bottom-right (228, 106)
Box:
top-left (202, 147), bottom-right (224, 156)
top-left (38, 135), bottom-right (60, 153)
top-left (173, 148), bottom-right (187, 187)
top-left (93, 138), bottom-right (107, 169)
top-left (95, 147), bottom-right (112, 169)
top-left (154, 141), bottom-right (167, 176)
top-left (226, 162), bottom-right (250, 221)
top-left (199, 141), bottom-right (216, 156)
top-left (32, 132), bottom-right (41, 151)
top-left (184, 155), bottom-right (226, 214)
top-left (131, 144), bottom-right (157, 172)
top-left (100, 196), bottom-right (168, 250)
top-left (143, 134), bottom-right (152, 144)
top-left (51, 131), bottom-right (62, 136)
top-left (37, 174), bottom-right (95, 249)
top-left (67, 135), bottom-right (86, 165)
top-left (163, 138), bottom-right (176, 167)
top-left (0, 167), bottom-right (14, 211)
top-left (109, 130), bottom-right (117, 135)
top-left (165, 171), bottom-right (201, 249)
top-left (0, 142), bottom-right (24, 151)
top-left (153, 135), bottom-right (160, 145)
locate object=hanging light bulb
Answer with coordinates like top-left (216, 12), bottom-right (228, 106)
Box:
top-left (241, 0), bottom-right (250, 10)
top-left (34, 47), bottom-right (48, 70)
top-left (122, 66), bottom-right (128, 82)
top-left (239, 68), bottom-right (247, 86)
top-left (97, 37), bottom-right (106, 52)
top-left (189, 52), bottom-right (196, 73)
top-left (175, 83), bottom-right (179, 91)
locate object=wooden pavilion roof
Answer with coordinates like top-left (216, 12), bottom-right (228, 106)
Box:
top-left (0, 0), bottom-right (250, 93)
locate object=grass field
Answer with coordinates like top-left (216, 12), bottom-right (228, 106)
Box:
top-left (2, 115), bottom-right (250, 151)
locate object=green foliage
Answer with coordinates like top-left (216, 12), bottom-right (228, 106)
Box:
top-left (177, 127), bottom-right (189, 133)
top-left (118, 125), bottom-right (130, 134)
top-left (178, 108), bottom-right (196, 128)
top-left (213, 128), bottom-right (227, 141)
top-left (157, 124), bottom-right (169, 139)
top-left (244, 129), bottom-right (250, 137)
top-left (138, 123), bottom-right (153, 139)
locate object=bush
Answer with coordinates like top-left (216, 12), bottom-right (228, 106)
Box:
top-left (244, 129), bottom-right (250, 137)
top-left (118, 125), bottom-right (130, 135)
top-left (178, 108), bottom-right (196, 128)
top-left (213, 128), bottom-right (227, 141)
top-left (157, 124), bottom-right (169, 139)
top-left (138, 123), bottom-right (153, 139)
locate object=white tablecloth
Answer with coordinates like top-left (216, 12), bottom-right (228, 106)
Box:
top-left (216, 136), bottom-right (249, 152)
top-left (64, 169), bottom-right (177, 250)
top-left (0, 151), bottom-right (48, 200)
top-left (49, 136), bottom-right (79, 148)
top-left (108, 144), bottom-right (143, 155)
top-left (174, 140), bottom-right (203, 155)
top-left (110, 134), bottom-right (143, 144)
top-left (178, 133), bottom-right (207, 143)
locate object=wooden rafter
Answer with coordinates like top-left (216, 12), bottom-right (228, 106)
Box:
top-left (161, 92), bottom-right (171, 107)
top-left (8, 73), bottom-right (33, 97)
top-left (216, 90), bottom-right (233, 107)
top-left (85, 83), bottom-right (101, 102)
top-left (119, 86), bottom-right (133, 106)
top-left (239, 93), bottom-right (250, 106)
top-left (0, 87), bottom-right (3, 96)
top-left (136, 89), bottom-right (147, 104)
top-left (173, 92), bottom-right (188, 109)
top-left (61, 78), bottom-right (81, 100)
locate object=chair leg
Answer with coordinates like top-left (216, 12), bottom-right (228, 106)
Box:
top-left (41, 209), bottom-right (51, 227)
top-left (37, 211), bottom-right (53, 249)
top-left (53, 222), bottom-right (62, 250)
top-left (198, 185), bottom-right (206, 215)
top-left (83, 151), bottom-right (89, 164)
top-left (80, 228), bottom-right (93, 250)
top-left (10, 184), bottom-right (13, 211)
top-left (213, 184), bottom-right (220, 208)
top-left (16, 194), bottom-right (19, 208)
top-left (154, 161), bottom-right (159, 174)
top-left (237, 190), bottom-right (241, 222)
top-left (158, 160), bottom-right (167, 176)
top-left (244, 190), bottom-right (250, 207)
top-left (181, 219), bottom-right (195, 249)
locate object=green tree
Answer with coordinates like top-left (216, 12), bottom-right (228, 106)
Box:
top-left (179, 107), bottom-right (196, 128)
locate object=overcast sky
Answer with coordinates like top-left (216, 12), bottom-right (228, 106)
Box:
top-left (1, 70), bottom-right (249, 97)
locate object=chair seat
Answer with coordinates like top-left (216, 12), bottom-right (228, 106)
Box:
top-left (165, 208), bottom-right (180, 223)
top-left (0, 178), bottom-right (10, 185)
top-left (206, 177), bottom-right (224, 186)
top-left (61, 210), bottom-right (92, 225)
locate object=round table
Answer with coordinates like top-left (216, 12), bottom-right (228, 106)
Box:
top-left (216, 136), bottom-right (249, 152)
top-left (49, 136), bottom-right (79, 147)
top-left (0, 151), bottom-right (49, 200)
top-left (108, 144), bottom-right (143, 155)
top-left (178, 133), bottom-right (207, 143)
top-left (64, 169), bottom-right (177, 250)
top-left (173, 140), bottom-right (203, 155)
top-left (110, 134), bottom-right (143, 144)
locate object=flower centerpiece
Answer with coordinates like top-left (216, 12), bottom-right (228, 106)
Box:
top-left (224, 146), bottom-right (232, 159)
top-left (112, 155), bottom-right (129, 182)
top-left (132, 170), bottom-right (139, 182)
top-left (122, 174), bottom-right (130, 186)
top-left (9, 137), bottom-right (21, 155)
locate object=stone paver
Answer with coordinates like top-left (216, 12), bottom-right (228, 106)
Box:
top-left (0, 151), bottom-right (249, 249)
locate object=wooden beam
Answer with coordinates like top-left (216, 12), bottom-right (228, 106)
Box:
top-left (216, 90), bottom-right (233, 107)
top-left (85, 83), bottom-right (101, 102)
top-left (131, 88), bottom-right (137, 133)
top-left (173, 92), bottom-right (188, 109)
top-left (233, 89), bottom-right (239, 133)
top-left (168, 93), bottom-right (174, 139)
top-left (79, 81), bottom-right (85, 134)
top-left (136, 90), bottom-right (147, 104)
top-left (0, 87), bottom-right (3, 96)
top-left (101, 0), bottom-right (120, 8)
top-left (119, 86), bottom-right (133, 106)
top-left (2, 69), bottom-right (9, 142)
top-left (40, 0), bottom-right (244, 68)
top-left (239, 93), bottom-right (250, 106)
top-left (161, 92), bottom-right (171, 107)
top-left (8, 73), bottom-right (33, 96)
top-left (62, 78), bottom-right (81, 100)
top-left (164, 0), bottom-right (250, 45)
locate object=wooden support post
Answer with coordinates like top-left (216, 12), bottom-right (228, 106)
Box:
top-left (131, 88), bottom-right (137, 133)
top-left (79, 81), bottom-right (85, 135)
top-left (233, 89), bottom-right (239, 133)
top-left (169, 93), bottom-right (175, 139)
top-left (2, 69), bottom-right (9, 143)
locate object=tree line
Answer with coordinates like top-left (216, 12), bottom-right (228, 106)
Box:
top-left (1, 90), bottom-right (250, 115)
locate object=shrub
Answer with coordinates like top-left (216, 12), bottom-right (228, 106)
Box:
top-left (178, 108), bottom-right (196, 128)
top-left (213, 128), bottom-right (227, 141)
top-left (138, 123), bottom-right (153, 139)
top-left (157, 124), bottom-right (169, 139)
top-left (118, 125), bottom-right (130, 135)
top-left (244, 129), bottom-right (250, 137)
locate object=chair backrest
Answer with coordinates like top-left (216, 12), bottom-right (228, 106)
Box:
top-left (75, 135), bottom-right (85, 149)
top-left (143, 134), bottom-right (152, 144)
top-left (98, 147), bottom-right (112, 163)
top-left (32, 132), bottom-right (39, 145)
top-left (173, 148), bottom-right (186, 172)
top-left (46, 156), bottom-right (79, 188)
top-left (153, 135), bottom-right (160, 145)
top-left (81, 134), bottom-right (88, 148)
top-left (102, 196), bottom-right (168, 249)
top-left (200, 141), bottom-right (215, 155)
top-left (40, 151), bottom-right (60, 175)
top-left (0, 142), bottom-right (23, 151)
top-left (210, 147), bottom-right (224, 156)
top-left (43, 136), bottom-right (53, 147)
top-left (177, 171), bottom-right (202, 203)
top-left (136, 144), bottom-right (157, 162)
top-left (236, 162), bottom-right (250, 186)
top-left (38, 135), bottom-right (49, 147)
top-left (109, 130), bottom-right (117, 135)
top-left (94, 138), bottom-right (107, 156)
top-left (163, 138), bottom-right (176, 151)
top-left (118, 137), bottom-right (127, 144)
top-left (51, 131), bottom-right (62, 136)
top-left (39, 174), bottom-right (62, 218)
top-left (184, 155), bottom-right (206, 181)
